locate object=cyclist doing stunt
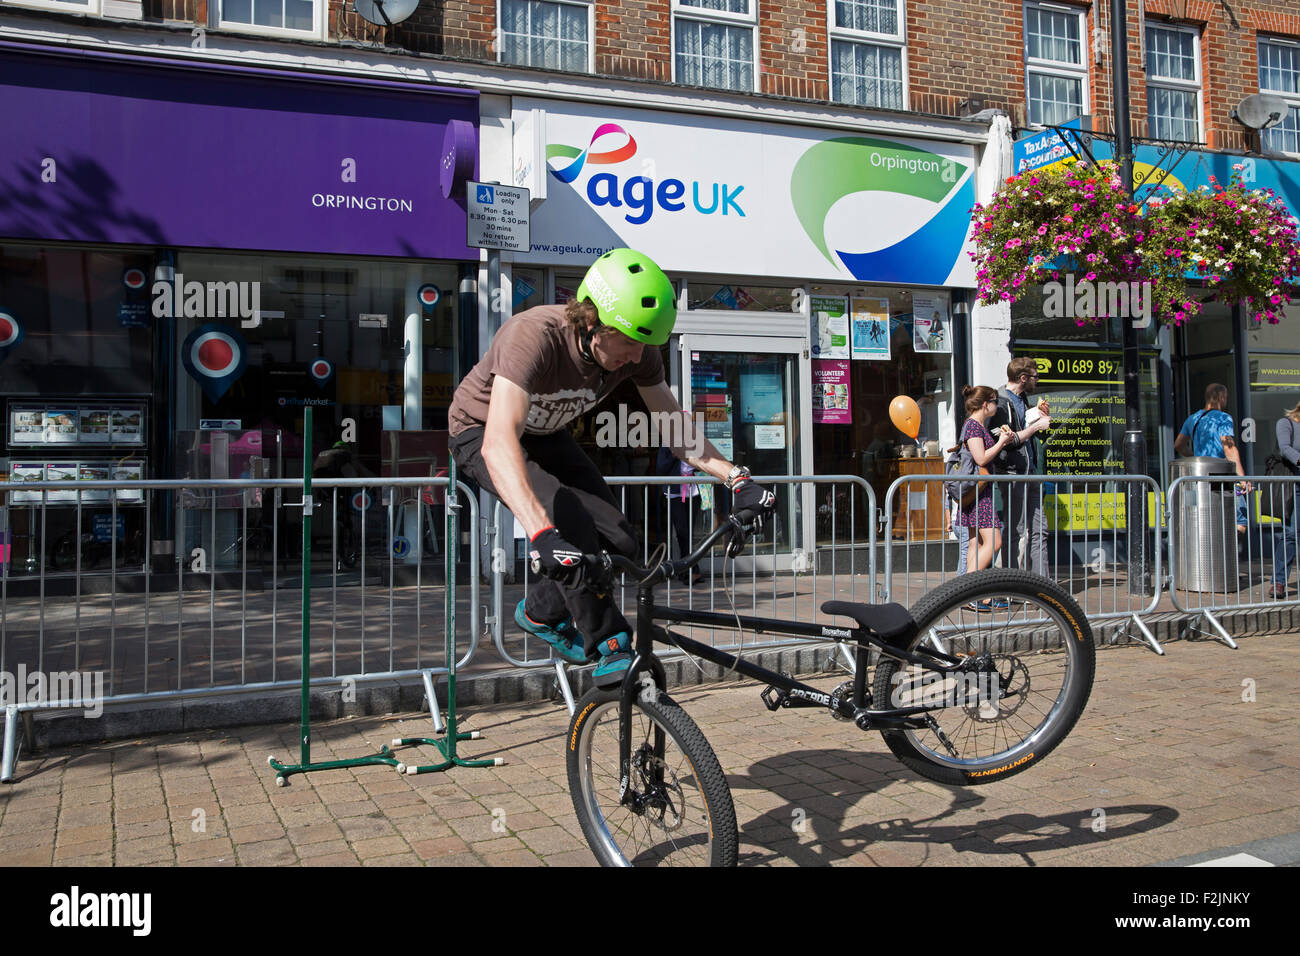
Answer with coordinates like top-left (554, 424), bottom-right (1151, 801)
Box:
top-left (447, 248), bottom-right (775, 688)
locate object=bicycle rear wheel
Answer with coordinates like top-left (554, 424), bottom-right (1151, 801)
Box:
top-left (567, 685), bottom-right (737, 867)
top-left (872, 569), bottom-right (1094, 786)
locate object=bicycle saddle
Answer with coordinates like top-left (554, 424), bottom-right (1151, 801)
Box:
top-left (820, 601), bottom-right (916, 647)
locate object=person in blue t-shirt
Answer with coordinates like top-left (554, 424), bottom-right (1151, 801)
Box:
top-left (1174, 383), bottom-right (1250, 534)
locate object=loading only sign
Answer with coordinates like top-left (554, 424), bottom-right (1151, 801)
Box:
top-left (467, 182), bottom-right (531, 252)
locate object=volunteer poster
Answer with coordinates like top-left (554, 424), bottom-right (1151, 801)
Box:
top-left (810, 296), bottom-right (849, 360)
top-left (812, 360), bottom-right (851, 424)
top-left (912, 292), bottom-right (951, 353)
top-left (850, 297), bottom-right (891, 360)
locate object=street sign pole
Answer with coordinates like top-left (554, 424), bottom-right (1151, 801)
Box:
top-left (1112, 0), bottom-right (1152, 595)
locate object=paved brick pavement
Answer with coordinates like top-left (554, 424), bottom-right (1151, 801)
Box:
top-left (1, 632), bottom-right (1297, 866)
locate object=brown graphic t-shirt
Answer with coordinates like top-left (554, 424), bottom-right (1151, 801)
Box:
top-left (448, 304), bottom-right (665, 437)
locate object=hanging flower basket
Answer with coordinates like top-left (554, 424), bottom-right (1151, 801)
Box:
top-left (970, 160), bottom-right (1300, 326)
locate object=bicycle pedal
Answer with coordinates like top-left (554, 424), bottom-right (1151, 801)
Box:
top-left (760, 683), bottom-right (789, 712)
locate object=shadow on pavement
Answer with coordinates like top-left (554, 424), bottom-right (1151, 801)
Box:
top-left (731, 748), bottom-right (1179, 867)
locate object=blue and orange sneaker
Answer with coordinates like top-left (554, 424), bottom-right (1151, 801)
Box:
top-left (514, 601), bottom-right (587, 664)
top-left (592, 632), bottom-right (632, 688)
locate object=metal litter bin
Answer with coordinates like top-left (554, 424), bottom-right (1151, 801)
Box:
top-left (1169, 457), bottom-right (1238, 592)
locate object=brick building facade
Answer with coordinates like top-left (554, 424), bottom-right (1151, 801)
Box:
top-left (5, 1), bottom-right (1298, 152)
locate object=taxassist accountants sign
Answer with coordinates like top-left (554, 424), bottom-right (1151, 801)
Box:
top-left (0, 45), bottom-right (477, 260)
top-left (513, 97), bottom-right (977, 287)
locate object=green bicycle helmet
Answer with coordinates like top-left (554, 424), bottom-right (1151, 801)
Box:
top-left (576, 248), bottom-right (677, 346)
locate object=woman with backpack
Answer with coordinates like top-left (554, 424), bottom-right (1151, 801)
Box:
top-left (958, 385), bottom-right (1014, 599)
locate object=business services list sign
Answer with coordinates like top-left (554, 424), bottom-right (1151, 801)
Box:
top-left (514, 98), bottom-right (977, 288)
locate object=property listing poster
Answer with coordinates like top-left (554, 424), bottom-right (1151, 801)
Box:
top-left (850, 297), bottom-right (891, 360)
top-left (912, 292), bottom-right (952, 353)
top-left (812, 360), bottom-right (852, 424)
top-left (810, 296), bottom-right (849, 360)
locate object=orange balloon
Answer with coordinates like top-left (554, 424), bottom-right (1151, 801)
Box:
top-left (889, 395), bottom-right (921, 439)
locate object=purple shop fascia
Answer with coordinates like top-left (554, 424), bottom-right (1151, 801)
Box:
top-left (0, 42), bottom-right (480, 497)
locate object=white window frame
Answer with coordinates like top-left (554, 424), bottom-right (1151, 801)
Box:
top-left (1023, 1), bottom-right (1090, 128)
top-left (1259, 35), bottom-right (1300, 157)
top-left (217, 0), bottom-right (327, 41)
top-left (1145, 21), bottom-right (1203, 143)
top-left (495, 0), bottom-right (595, 74)
top-left (1, 0), bottom-right (103, 16)
top-left (826, 0), bottom-right (909, 111)
top-left (670, 0), bottom-right (758, 93)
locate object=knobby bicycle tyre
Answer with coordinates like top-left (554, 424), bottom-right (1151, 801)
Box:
top-left (872, 568), bottom-right (1095, 786)
top-left (567, 685), bottom-right (738, 867)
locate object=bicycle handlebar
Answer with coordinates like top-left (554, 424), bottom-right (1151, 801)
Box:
top-left (529, 512), bottom-right (759, 588)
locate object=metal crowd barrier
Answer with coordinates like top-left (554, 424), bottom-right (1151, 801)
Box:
top-left (882, 473), bottom-right (1166, 654)
top-left (0, 476), bottom-right (480, 781)
top-left (486, 475), bottom-right (878, 712)
top-left (1166, 473), bottom-right (1300, 648)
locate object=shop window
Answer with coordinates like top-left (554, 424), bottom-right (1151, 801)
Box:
top-left (686, 281), bottom-right (796, 312)
top-left (1024, 1), bottom-right (1087, 127)
top-left (673, 0), bottom-right (756, 92)
top-left (829, 0), bottom-right (906, 110)
top-left (498, 0), bottom-right (592, 73)
top-left (805, 284), bottom-right (955, 538)
top-left (1146, 23), bottom-right (1202, 143)
top-left (1259, 37), bottom-right (1300, 155)
top-left (0, 243), bottom-right (155, 397)
top-left (219, 0), bottom-right (324, 39)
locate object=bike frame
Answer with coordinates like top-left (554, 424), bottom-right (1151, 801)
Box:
top-left (601, 520), bottom-right (989, 806)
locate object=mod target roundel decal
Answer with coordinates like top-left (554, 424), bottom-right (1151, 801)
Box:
top-left (122, 267), bottom-right (148, 292)
top-left (0, 310), bottom-right (24, 351)
top-left (308, 358), bottom-right (335, 386)
top-left (181, 324), bottom-right (248, 402)
top-left (417, 284), bottom-right (441, 310)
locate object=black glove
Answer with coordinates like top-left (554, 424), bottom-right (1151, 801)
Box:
top-left (528, 527), bottom-right (585, 586)
top-left (731, 479), bottom-right (776, 524)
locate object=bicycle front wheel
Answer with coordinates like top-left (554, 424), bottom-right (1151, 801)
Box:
top-left (872, 569), bottom-right (1095, 786)
top-left (567, 686), bottom-right (737, 867)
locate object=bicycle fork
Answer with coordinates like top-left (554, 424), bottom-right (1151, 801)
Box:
top-left (616, 588), bottom-right (670, 808)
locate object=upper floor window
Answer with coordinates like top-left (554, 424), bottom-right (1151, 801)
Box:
top-left (1146, 22), bottom-right (1202, 142)
top-left (829, 0), bottom-right (906, 110)
top-left (220, 0), bottom-right (324, 39)
top-left (1023, 1), bottom-right (1087, 126)
top-left (499, 0), bottom-right (592, 72)
top-left (1, 0), bottom-right (101, 14)
top-left (673, 0), bottom-right (756, 93)
top-left (1259, 37), bottom-right (1300, 155)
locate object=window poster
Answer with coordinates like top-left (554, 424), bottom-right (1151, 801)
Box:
top-left (810, 296), bottom-right (850, 360)
top-left (78, 463), bottom-right (112, 502)
top-left (80, 409), bottom-right (111, 443)
top-left (911, 292), bottom-right (952, 353)
top-left (112, 461), bottom-right (145, 502)
top-left (850, 297), bottom-right (891, 360)
top-left (812, 360), bottom-right (852, 424)
top-left (739, 359), bottom-right (785, 424)
top-left (45, 462), bottom-right (78, 501)
top-left (11, 409), bottom-right (43, 444)
top-left (44, 410), bottom-right (79, 444)
top-left (111, 409), bottom-right (144, 444)
top-left (10, 463), bottom-right (44, 503)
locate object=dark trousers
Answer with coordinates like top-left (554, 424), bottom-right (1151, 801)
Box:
top-left (450, 427), bottom-right (635, 655)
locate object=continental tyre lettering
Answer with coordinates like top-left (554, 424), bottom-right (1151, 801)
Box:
top-left (1037, 592), bottom-right (1085, 643)
top-left (570, 701), bottom-right (596, 751)
top-left (966, 752), bottom-right (1034, 778)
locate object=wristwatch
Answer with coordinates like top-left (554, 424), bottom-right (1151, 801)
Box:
top-left (724, 465), bottom-right (751, 490)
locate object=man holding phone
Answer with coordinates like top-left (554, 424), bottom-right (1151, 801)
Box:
top-left (989, 357), bottom-right (1053, 576)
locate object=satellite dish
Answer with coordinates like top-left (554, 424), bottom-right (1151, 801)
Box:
top-left (353, 0), bottom-right (419, 27)
top-left (1233, 93), bottom-right (1289, 130)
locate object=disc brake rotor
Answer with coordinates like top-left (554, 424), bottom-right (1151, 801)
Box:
top-left (963, 654), bottom-right (1030, 722)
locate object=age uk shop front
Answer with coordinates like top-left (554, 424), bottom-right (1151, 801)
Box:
top-left (0, 44), bottom-right (479, 578)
